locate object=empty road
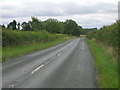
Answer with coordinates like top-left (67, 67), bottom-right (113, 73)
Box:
top-left (2, 38), bottom-right (98, 88)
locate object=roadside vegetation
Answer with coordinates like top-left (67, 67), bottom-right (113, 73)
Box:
top-left (2, 35), bottom-right (71, 62)
top-left (87, 21), bottom-right (119, 59)
top-left (2, 28), bottom-right (66, 47)
top-left (2, 17), bottom-right (83, 62)
top-left (86, 21), bottom-right (119, 88)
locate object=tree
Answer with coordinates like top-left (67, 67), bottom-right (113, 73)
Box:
top-left (21, 22), bottom-right (30, 31)
top-left (59, 22), bottom-right (65, 34)
top-left (17, 22), bottom-right (20, 30)
top-left (72, 26), bottom-right (82, 36)
top-left (7, 20), bottom-right (17, 30)
top-left (28, 21), bottom-right (33, 31)
top-left (12, 20), bottom-right (17, 30)
top-left (64, 19), bottom-right (80, 36)
top-left (7, 22), bottom-right (13, 30)
top-left (2, 24), bottom-right (5, 28)
top-left (31, 16), bottom-right (42, 31)
top-left (43, 18), bottom-right (61, 33)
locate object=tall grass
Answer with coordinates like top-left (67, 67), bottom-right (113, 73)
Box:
top-left (2, 29), bottom-right (66, 47)
top-left (85, 39), bottom-right (118, 88)
top-left (86, 21), bottom-right (118, 60)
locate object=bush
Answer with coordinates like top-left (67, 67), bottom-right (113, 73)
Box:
top-left (86, 21), bottom-right (118, 50)
top-left (2, 28), bottom-right (66, 47)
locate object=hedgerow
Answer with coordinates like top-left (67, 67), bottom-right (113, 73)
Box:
top-left (2, 28), bottom-right (66, 47)
top-left (86, 21), bottom-right (119, 55)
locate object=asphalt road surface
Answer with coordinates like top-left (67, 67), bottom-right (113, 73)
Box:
top-left (2, 38), bottom-right (98, 88)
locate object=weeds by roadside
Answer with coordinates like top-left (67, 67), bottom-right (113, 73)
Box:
top-left (85, 38), bottom-right (118, 88)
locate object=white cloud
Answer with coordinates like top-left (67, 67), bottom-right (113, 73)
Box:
top-left (0, 0), bottom-right (119, 28)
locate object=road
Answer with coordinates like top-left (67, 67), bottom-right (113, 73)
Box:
top-left (2, 38), bottom-right (98, 88)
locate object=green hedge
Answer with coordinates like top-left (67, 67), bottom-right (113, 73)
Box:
top-left (86, 21), bottom-right (119, 50)
top-left (2, 29), bottom-right (66, 47)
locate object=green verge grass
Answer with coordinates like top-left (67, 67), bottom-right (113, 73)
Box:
top-left (2, 37), bottom-right (72, 62)
top-left (85, 38), bottom-right (118, 88)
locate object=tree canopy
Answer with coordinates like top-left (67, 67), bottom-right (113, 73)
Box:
top-left (4, 17), bottom-right (83, 36)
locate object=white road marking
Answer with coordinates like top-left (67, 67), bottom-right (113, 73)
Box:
top-left (9, 85), bottom-right (14, 88)
top-left (31, 64), bottom-right (44, 74)
top-left (57, 51), bottom-right (62, 56)
top-left (57, 53), bottom-right (61, 56)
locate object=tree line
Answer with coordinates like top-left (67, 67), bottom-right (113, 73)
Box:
top-left (2, 16), bottom-right (83, 36)
top-left (81, 28), bottom-right (97, 35)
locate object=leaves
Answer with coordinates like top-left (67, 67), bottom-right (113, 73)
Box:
top-left (86, 21), bottom-right (119, 51)
top-left (2, 29), bottom-right (66, 47)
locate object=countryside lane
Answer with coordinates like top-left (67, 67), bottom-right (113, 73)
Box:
top-left (2, 38), bottom-right (98, 88)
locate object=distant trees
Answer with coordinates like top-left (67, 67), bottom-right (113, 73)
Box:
top-left (17, 22), bottom-right (20, 30)
top-left (1, 25), bottom-right (5, 28)
top-left (7, 20), bottom-right (21, 30)
top-left (43, 18), bottom-right (63, 33)
top-left (7, 20), bottom-right (17, 30)
top-left (21, 22), bottom-right (30, 31)
top-left (31, 16), bottom-right (42, 31)
top-left (75, 26), bottom-right (83, 36)
top-left (64, 19), bottom-right (82, 36)
top-left (5, 17), bottom-right (83, 36)
top-left (81, 28), bottom-right (97, 35)
top-left (21, 17), bottom-right (42, 31)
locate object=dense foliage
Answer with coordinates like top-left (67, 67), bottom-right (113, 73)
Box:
top-left (43, 18), bottom-right (64, 34)
top-left (2, 28), bottom-right (66, 47)
top-left (5, 17), bottom-right (83, 36)
top-left (86, 21), bottom-right (119, 51)
top-left (81, 28), bottom-right (97, 35)
top-left (2, 17), bottom-right (84, 47)
top-left (64, 19), bottom-right (82, 36)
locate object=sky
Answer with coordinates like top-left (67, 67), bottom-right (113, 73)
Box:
top-left (0, 0), bottom-right (119, 28)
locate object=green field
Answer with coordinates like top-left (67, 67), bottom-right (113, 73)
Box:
top-left (85, 38), bottom-right (118, 88)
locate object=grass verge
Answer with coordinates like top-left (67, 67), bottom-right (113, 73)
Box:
top-left (85, 38), bottom-right (118, 88)
top-left (2, 37), bottom-right (72, 62)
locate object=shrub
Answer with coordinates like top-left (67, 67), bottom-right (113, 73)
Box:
top-left (2, 29), bottom-right (66, 47)
top-left (86, 21), bottom-right (119, 58)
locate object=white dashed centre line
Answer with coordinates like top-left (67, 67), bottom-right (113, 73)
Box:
top-left (31, 64), bottom-right (44, 74)
top-left (57, 53), bottom-right (61, 56)
top-left (9, 85), bottom-right (14, 88)
top-left (57, 51), bottom-right (62, 56)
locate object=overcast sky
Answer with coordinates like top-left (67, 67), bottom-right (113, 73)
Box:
top-left (0, 0), bottom-right (119, 28)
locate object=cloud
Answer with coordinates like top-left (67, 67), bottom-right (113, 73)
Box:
top-left (0, 0), bottom-right (119, 28)
top-left (1, 1), bottom-right (117, 18)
